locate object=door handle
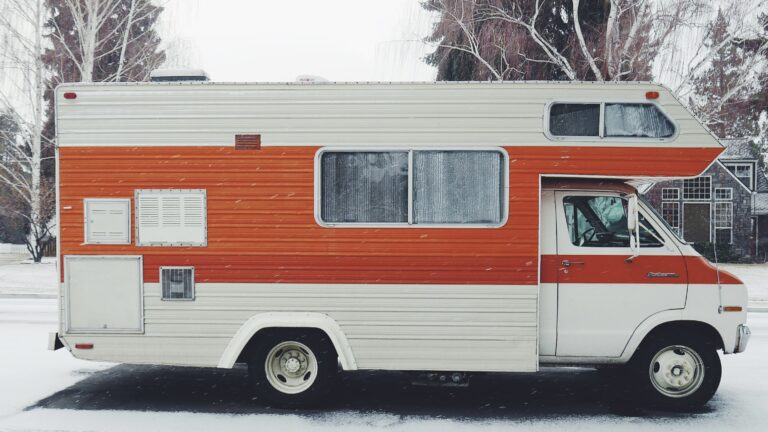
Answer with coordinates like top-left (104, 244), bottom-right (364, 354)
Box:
top-left (562, 260), bottom-right (585, 267)
top-left (647, 272), bottom-right (679, 278)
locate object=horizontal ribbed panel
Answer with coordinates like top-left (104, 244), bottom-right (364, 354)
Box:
top-left (56, 82), bottom-right (722, 149)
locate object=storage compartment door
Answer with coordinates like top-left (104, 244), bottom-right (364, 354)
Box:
top-left (65, 256), bottom-right (143, 333)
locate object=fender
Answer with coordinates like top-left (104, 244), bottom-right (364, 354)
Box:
top-left (619, 309), bottom-right (684, 361)
top-left (217, 312), bottom-right (358, 370)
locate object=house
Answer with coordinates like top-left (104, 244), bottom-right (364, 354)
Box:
top-left (644, 138), bottom-right (768, 262)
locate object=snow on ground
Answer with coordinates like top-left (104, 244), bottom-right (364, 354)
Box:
top-left (0, 299), bottom-right (111, 419)
top-left (0, 300), bottom-right (764, 431)
top-left (721, 264), bottom-right (768, 307)
top-left (0, 257), bottom-right (58, 298)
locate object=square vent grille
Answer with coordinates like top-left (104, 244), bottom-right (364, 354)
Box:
top-left (160, 267), bottom-right (194, 300)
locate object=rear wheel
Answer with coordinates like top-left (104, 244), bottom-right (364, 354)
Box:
top-left (248, 329), bottom-right (338, 406)
top-left (627, 334), bottom-right (721, 411)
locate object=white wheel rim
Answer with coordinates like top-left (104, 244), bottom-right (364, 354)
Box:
top-left (649, 345), bottom-right (705, 398)
top-left (264, 341), bottom-right (318, 394)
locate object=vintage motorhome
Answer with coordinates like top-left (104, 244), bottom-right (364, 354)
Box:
top-left (50, 80), bottom-right (750, 410)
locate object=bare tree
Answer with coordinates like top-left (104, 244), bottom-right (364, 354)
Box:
top-left (47, 0), bottom-right (166, 83)
top-left (426, 0), bottom-right (707, 82)
top-left (0, 0), bottom-right (54, 261)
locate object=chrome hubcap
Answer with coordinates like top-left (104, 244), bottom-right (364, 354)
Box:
top-left (649, 345), bottom-right (704, 398)
top-left (265, 341), bottom-right (318, 394)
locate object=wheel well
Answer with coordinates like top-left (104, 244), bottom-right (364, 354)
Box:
top-left (235, 327), bottom-right (338, 364)
top-left (639, 320), bottom-right (725, 353)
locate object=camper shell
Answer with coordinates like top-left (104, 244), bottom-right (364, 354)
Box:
top-left (51, 81), bottom-right (749, 409)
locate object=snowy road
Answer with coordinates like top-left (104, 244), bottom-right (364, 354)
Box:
top-left (0, 298), bottom-right (766, 431)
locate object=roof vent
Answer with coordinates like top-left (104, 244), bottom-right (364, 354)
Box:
top-left (295, 75), bottom-right (329, 84)
top-left (150, 69), bottom-right (210, 82)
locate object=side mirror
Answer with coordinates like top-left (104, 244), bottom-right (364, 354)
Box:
top-left (626, 194), bottom-right (640, 262)
top-left (627, 194), bottom-right (639, 232)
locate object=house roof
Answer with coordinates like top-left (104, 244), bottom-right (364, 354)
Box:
top-left (720, 138), bottom-right (758, 160)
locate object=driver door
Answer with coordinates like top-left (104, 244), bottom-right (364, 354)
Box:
top-left (552, 191), bottom-right (687, 357)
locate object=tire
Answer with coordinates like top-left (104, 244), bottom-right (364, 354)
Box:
top-left (626, 332), bottom-right (721, 412)
top-left (247, 329), bottom-right (338, 407)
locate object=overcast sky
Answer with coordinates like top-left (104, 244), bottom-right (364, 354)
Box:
top-left (160, 0), bottom-right (438, 82)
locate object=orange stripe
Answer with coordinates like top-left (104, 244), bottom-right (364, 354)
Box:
top-left (540, 254), bottom-right (742, 284)
top-left (59, 145), bottom-right (720, 284)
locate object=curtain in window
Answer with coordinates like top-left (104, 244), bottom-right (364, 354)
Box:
top-left (321, 152), bottom-right (408, 223)
top-left (604, 104), bottom-right (675, 138)
top-left (413, 151), bottom-right (503, 224)
top-left (549, 104), bottom-right (600, 136)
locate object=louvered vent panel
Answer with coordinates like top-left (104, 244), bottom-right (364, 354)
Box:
top-left (136, 190), bottom-right (207, 246)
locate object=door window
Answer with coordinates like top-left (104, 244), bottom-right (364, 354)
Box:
top-left (563, 195), bottom-right (663, 247)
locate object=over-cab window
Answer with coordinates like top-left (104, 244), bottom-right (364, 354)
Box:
top-left (548, 102), bottom-right (675, 139)
top-left (563, 195), bottom-right (663, 248)
top-left (319, 150), bottom-right (506, 226)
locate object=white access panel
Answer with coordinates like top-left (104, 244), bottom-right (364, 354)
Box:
top-left (65, 256), bottom-right (143, 333)
top-left (84, 199), bottom-right (131, 244)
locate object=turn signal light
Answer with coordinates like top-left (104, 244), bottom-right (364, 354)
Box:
top-left (645, 91), bottom-right (660, 100)
top-left (722, 306), bottom-right (743, 312)
top-left (74, 343), bottom-right (94, 349)
top-left (63, 92), bottom-right (77, 100)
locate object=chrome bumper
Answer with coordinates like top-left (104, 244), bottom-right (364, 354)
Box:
top-left (735, 325), bottom-right (751, 354)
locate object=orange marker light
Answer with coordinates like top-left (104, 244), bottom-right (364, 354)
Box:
top-left (645, 91), bottom-right (660, 100)
top-left (722, 306), bottom-right (743, 312)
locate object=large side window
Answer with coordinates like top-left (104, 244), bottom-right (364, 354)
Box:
top-left (319, 150), bottom-right (506, 226)
top-left (320, 152), bottom-right (408, 223)
top-left (413, 151), bottom-right (504, 224)
top-left (563, 195), bottom-right (663, 248)
top-left (548, 102), bottom-right (675, 140)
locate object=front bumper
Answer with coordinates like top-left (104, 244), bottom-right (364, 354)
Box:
top-left (735, 324), bottom-right (751, 353)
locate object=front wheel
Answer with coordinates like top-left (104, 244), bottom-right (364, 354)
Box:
top-left (627, 334), bottom-right (721, 411)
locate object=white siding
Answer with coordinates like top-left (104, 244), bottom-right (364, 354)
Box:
top-left (56, 82), bottom-right (721, 149)
top-left (63, 282), bottom-right (538, 372)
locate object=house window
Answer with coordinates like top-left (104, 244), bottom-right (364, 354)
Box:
top-left (160, 267), bottom-right (194, 300)
top-left (84, 199), bottom-right (131, 244)
top-left (714, 202), bottom-right (733, 244)
top-left (715, 188), bottom-right (733, 200)
top-left (135, 189), bottom-right (207, 246)
top-left (683, 177), bottom-right (711, 200)
top-left (724, 163), bottom-right (754, 190)
top-left (661, 202), bottom-right (680, 236)
top-left (548, 102), bottom-right (675, 139)
top-left (662, 188), bottom-right (680, 200)
top-left (318, 150), bottom-right (506, 226)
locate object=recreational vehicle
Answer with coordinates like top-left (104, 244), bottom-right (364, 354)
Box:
top-left (49, 80), bottom-right (750, 410)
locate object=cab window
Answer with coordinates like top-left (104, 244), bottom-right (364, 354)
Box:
top-left (563, 195), bottom-right (663, 248)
